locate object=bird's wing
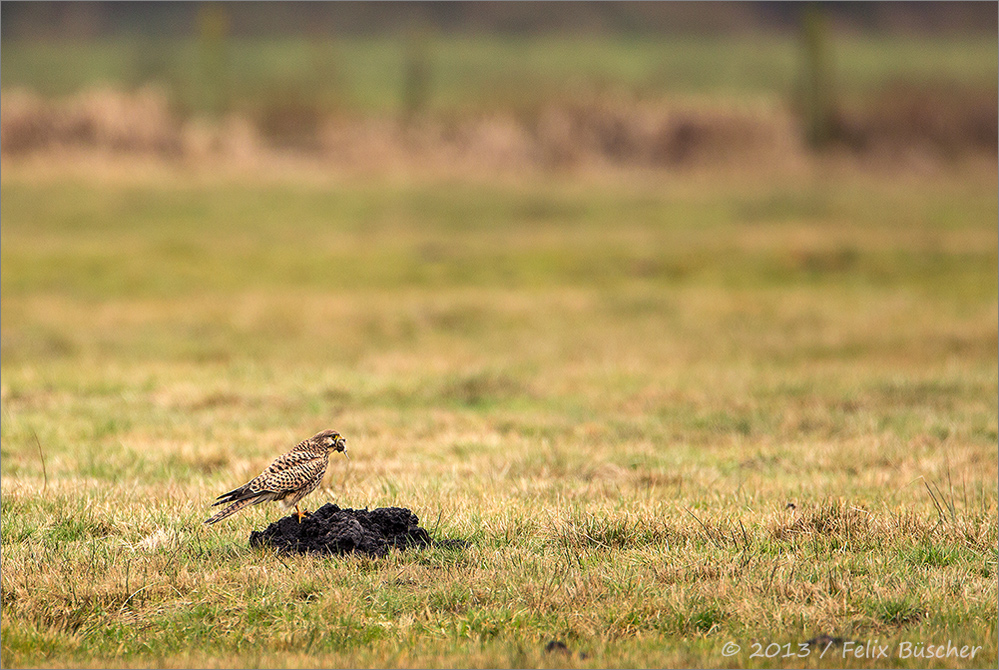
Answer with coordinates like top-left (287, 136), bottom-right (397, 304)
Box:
top-left (212, 451), bottom-right (322, 506)
top-left (253, 451), bottom-right (325, 494)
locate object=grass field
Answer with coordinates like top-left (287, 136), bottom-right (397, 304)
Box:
top-left (1, 158), bottom-right (996, 668)
top-left (2, 35), bottom-right (997, 113)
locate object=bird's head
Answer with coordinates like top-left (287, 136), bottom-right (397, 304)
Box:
top-left (313, 429), bottom-right (347, 456)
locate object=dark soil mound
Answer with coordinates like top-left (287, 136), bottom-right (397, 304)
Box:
top-left (249, 503), bottom-right (446, 558)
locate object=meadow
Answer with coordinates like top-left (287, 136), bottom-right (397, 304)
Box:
top-left (1, 158), bottom-right (996, 668)
top-left (2, 34), bottom-right (996, 114)
top-left (1, 30), bottom-right (998, 670)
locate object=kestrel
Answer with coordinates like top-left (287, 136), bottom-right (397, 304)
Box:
top-left (204, 429), bottom-right (347, 525)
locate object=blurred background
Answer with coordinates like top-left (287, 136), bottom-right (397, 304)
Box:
top-left (0, 1), bottom-right (996, 478)
top-left (1, 1), bottom-right (996, 169)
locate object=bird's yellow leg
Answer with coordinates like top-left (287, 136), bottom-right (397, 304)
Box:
top-left (295, 504), bottom-right (304, 522)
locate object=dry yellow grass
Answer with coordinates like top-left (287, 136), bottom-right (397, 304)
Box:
top-left (1, 157), bottom-right (996, 668)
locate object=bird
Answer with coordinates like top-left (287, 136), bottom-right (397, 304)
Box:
top-left (204, 429), bottom-right (347, 525)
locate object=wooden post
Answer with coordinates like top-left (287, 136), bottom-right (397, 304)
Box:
top-left (800, 2), bottom-right (836, 149)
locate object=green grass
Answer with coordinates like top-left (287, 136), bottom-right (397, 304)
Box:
top-left (1, 162), bottom-right (996, 668)
top-left (2, 34), bottom-right (996, 113)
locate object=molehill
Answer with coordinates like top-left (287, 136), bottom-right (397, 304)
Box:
top-left (249, 503), bottom-right (460, 558)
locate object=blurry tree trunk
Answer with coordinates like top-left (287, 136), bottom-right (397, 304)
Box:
top-left (402, 26), bottom-right (431, 124)
top-left (799, 2), bottom-right (836, 149)
top-left (198, 2), bottom-right (229, 118)
top-left (308, 26), bottom-right (341, 113)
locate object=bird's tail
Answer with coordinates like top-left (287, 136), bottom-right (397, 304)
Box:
top-left (204, 496), bottom-right (257, 525)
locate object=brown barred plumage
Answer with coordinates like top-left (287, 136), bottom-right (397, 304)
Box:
top-left (204, 429), bottom-right (347, 525)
